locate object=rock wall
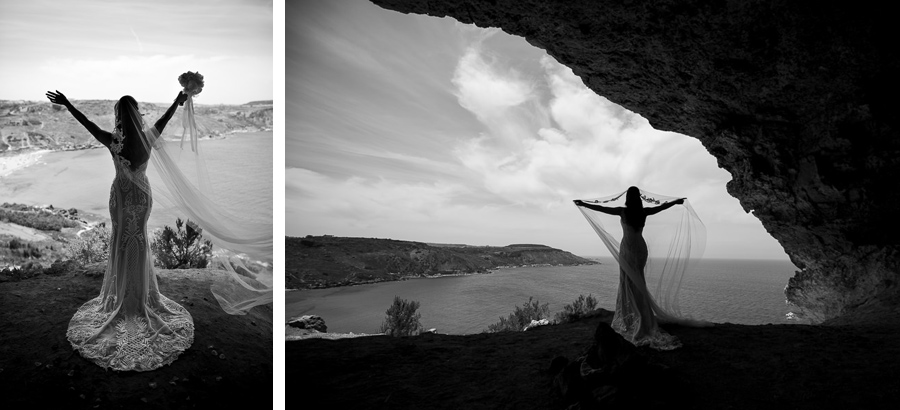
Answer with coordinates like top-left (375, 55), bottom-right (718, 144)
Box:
top-left (371, 0), bottom-right (900, 323)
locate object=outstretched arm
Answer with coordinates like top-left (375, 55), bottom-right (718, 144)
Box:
top-left (574, 200), bottom-right (623, 216)
top-left (45, 90), bottom-right (112, 147)
top-left (155, 91), bottom-right (188, 135)
top-left (645, 198), bottom-right (685, 216)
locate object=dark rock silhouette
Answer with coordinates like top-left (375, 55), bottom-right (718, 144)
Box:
top-left (371, 0), bottom-right (900, 323)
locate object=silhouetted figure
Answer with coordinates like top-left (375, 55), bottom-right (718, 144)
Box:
top-left (47, 90), bottom-right (195, 371)
top-left (575, 186), bottom-right (685, 349)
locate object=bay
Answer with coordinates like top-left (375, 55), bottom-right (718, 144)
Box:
top-left (286, 257), bottom-right (800, 335)
top-left (0, 132), bottom-right (272, 232)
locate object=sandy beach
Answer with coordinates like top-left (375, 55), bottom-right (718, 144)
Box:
top-left (0, 149), bottom-right (52, 179)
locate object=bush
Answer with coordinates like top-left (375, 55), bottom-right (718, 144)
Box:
top-left (486, 296), bottom-right (551, 333)
top-left (554, 294), bottom-right (599, 324)
top-left (66, 224), bottom-right (111, 264)
top-left (0, 262), bottom-right (44, 281)
top-left (380, 296), bottom-right (424, 337)
top-left (151, 218), bottom-right (212, 269)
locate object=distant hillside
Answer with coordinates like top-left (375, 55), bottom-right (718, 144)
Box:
top-left (0, 100), bottom-right (272, 152)
top-left (287, 236), bottom-right (598, 289)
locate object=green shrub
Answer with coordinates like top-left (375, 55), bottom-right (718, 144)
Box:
top-left (66, 224), bottom-right (110, 264)
top-left (150, 218), bottom-right (212, 269)
top-left (380, 296), bottom-right (424, 337)
top-left (554, 294), bottom-right (599, 324)
top-left (486, 296), bottom-right (551, 333)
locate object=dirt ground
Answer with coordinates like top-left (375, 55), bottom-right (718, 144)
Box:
top-left (287, 310), bottom-right (900, 409)
top-left (0, 267), bottom-right (272, 409)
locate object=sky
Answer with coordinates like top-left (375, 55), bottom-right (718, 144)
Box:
top-left (288, 0), bottom-right (790, 260)
top-left (0, 0), bottom-right (273, 105)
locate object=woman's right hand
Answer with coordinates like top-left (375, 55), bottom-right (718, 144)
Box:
top-left (175, 91), bottom-right (188, 106)
top-left (45, 90), bottom-right (70, 106)
top-left (574, 200), bottom-right (585, 207)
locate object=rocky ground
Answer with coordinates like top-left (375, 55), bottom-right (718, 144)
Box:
top-left (0, 265), bottom-right (272, 409)
top-left (288, 309), bottom-right (900, 409)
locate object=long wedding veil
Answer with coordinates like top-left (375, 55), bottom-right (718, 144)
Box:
top-left (122, 99), bottom-right (272, 315)
top-left (575, 188), bottom-right (707, 323)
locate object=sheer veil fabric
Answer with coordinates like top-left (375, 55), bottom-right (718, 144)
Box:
top-left (66, 97), bottom-right (271, 371)
top-left (576, 188), bottom-right (709, 350)
top-left (136, 100), bottom-right (272, 314)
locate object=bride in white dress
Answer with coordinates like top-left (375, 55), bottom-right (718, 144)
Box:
top-left (575, 186), bottom-right (707, 350)
top-left (47, 90), bottom-right (195, 371)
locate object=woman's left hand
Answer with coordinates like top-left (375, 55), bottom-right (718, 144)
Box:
top-left (176, 91), bottom-right (188, 106)
top-left (674, 198), bottom-right (686, 205)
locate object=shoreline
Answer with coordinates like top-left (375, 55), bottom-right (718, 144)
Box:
top-left (287, 262), bottom-right (600, 292)
top-left (0, 128), bottom-right (271, 179)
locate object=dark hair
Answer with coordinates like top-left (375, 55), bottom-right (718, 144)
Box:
top-left (113, 95), bottom-right (149, 169)
top-left (625, 186), bottom-right (642, 208)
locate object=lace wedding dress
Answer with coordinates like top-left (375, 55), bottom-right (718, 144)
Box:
top-left (66, 127), bottom-right (194, 371)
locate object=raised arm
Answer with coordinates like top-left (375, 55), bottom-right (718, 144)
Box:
top-left (45, 90), bottom-right (112, 147)
top-left (155, 91), bottom-right (188, 135)
top-left (645, 198), bottom-right (685, 215)
top-left (574, 200), bottom-right (623, 216)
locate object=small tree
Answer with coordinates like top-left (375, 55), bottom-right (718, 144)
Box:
top-left (380, 296), bottom-right (424, 337)
top-left (151, 218), bottom-right (212, 269)
top-left (66, 224), bottom-right (111, 265)
top-left (486, 297), bottom-right (551, 333)
top-left (554, 294), bottom-right (599, 324)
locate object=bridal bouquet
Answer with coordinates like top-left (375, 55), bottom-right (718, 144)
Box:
top-left (178, 71), bottom-right (204, 96)
top-left (177, 71), bottom-right (204, 152)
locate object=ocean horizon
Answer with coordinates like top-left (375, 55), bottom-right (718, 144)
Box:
top-left (287, 257), bottom-right (801, 335)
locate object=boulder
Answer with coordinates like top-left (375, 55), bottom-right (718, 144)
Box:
top-left (287, 315), bottom-right (327, 332)
top-left (524, 318), bottom-right (550, 331)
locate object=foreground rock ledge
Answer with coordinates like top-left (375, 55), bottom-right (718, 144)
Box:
top-left (371, 0), bottom-right (900, 323)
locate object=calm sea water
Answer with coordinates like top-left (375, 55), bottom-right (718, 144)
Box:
top-left (0, 132), bottom-right (272, 232)
top-left (286, 257), bottom-right (801, 334)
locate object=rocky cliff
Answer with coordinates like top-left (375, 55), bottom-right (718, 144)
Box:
top-left (0, 100), bottom-right (272, 152)
top-left (371, 0), bottom-right (900, 323)
top-left (286, 236), bottom-right (597, 289)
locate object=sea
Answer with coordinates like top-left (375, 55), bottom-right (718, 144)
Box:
top-left (0, 131), bottom-right (272, 233)
top-left (286, 257), bottom-right (802, 335)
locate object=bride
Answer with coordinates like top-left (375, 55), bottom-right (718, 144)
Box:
top-left (46, 88), bottom-right (272, 371)
top-left (575, 186), bottom-right (707, 350)
top-left (46, 90), bottom-right (195, 371)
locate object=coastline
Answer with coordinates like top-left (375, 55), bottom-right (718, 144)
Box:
top-left (0, 127), bottom-right (270, 180)
top-left (288, 262), bottom-right (600, 292)
top-left (0, 149), bottom-right (52, 178)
